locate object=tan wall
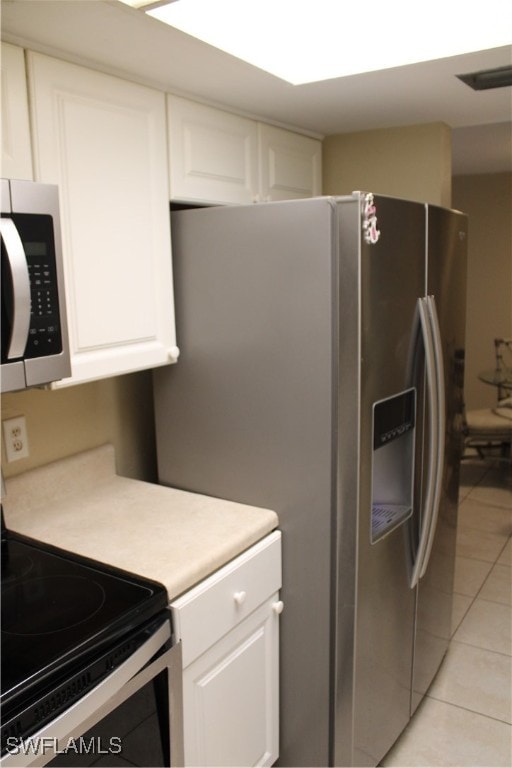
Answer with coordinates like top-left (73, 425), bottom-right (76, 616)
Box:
top-left (1, 370), bottom-right (157, 481)
top-left (323, 122), bottom-right (452, 206)
top-left (452, 172), bottom-right (512, 410)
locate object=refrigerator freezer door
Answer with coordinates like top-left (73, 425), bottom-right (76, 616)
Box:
top-left (411, 205), bottom-right (467, 712)
top-left (154, 199), bottom-right (336, 768)
top-left (334, 195), bottom-right (426, 767)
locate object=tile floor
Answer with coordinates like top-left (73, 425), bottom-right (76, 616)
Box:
top-left (382, 459), bottom-right (512, 767)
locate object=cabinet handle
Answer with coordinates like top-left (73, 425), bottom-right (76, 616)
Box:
top-left (233, 591), bottom-right (247, 606)
top-left (272, 600), bottom-right (284, 615)
top-left (168, 346), bottom-right (180, 361)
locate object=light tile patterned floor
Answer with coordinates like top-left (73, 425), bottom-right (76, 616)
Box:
top-left (382, 460), bottom-right (512, 767)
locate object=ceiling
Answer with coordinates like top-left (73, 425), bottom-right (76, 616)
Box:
top-left (2, 0), bottom-right (511, 175)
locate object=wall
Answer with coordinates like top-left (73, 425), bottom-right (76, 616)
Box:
top-left (1, 371), bottom-right (157, 481)
top-left (323, 122), bottom-right (452, 206)
top-left (452, 172), bottom-right (512, 410)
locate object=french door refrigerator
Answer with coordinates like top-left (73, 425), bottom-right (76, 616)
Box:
top-left (153, 194), bottom-right (467, 767)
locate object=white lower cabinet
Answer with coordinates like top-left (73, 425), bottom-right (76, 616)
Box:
top-left (171, 531), bottom-right (282, 767)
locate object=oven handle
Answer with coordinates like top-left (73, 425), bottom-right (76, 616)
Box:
top-left (1, 620), bottom-right (174, 768)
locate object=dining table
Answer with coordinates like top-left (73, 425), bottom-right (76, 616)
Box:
top-left (478, 367), bottom-right (512, 399)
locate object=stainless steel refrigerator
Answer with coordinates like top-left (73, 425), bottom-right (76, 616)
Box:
top-left (153, 194), bottom-right (467, 767)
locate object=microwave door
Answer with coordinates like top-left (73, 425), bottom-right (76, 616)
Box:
top-left (1, 218), bottom-right (31, 392)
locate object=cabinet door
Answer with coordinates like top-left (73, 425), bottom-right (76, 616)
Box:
top-left (27, 52), bottom-right (177, 386)
top-left (1, 43), bottom-right (33, 180)
top-left (181, 597), bottom-right (280, 767)
top-left (259, 123), bottom-right (322, 201)
top-left (168, 95), bottom-right (259, 205)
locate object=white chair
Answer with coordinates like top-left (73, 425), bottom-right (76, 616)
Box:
top-left (462, 338), bottom-right (512, 462)
top-left (463, 399), bottom-right (512, 461)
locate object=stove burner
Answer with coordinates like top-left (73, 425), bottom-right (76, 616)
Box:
top-left (2, 576), bottom-right (106, 635)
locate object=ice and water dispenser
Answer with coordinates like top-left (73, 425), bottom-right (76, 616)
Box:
top-left (371, 388), bottom-right (416, 543)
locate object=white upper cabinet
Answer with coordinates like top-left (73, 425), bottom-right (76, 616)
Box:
top-left (168, 95), bottom-right (259, 205)
top-left (168, 95), bottom-right (322, 205)
top-left (258, 123), bottom-right (322, 201)
top-left (1, 43), bottom-right (33, 180)
top-left (27, 52), bottom-right (177, 386)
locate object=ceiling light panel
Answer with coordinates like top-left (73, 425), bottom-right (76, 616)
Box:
top-left (145, 0), bottom-right (512, 84)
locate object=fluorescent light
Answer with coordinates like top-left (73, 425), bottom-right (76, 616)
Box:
top-left (144, 0), bottom-right (512, 85)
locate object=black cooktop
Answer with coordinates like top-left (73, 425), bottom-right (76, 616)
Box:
top-left (1, 530), bottom-right (169, 750)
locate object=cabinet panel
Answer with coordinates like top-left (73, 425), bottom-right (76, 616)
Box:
top-left (27, 52), bottom-right (177, 385)
top-left (168, 95), bottom-right (259, 205)
top-left (259, 123), bottom-right (322, 201)
top-left (1, 43), bottom-right (33, 180)
top-left (181, 597), bottom-right (279, 767)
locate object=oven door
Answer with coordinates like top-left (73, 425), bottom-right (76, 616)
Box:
top-left (1, 618), bottom-right (184, 768)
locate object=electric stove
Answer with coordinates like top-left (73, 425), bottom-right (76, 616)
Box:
top-left (1, 529), bottom-right (169, 757)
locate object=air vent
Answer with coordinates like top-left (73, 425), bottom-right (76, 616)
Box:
top-left (105, 639), bottom-right (135, 671)
top-left (457, 65), bottom-right (512, 90)
top-left (33, 672), bottom-right (93, 723)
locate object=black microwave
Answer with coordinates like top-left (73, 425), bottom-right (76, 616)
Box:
top-left (1, 179), bottom-right (70, 392)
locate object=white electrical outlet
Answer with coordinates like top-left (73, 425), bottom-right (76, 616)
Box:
top-left (3, 416), bottom-right (29, 462)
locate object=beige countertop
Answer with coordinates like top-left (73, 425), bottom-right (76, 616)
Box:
top-left (2, 445), bottom-right (279, 600)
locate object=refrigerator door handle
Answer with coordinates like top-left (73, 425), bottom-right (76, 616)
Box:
top-left (419, 295), bottom-right (445, 579)
top-left (410, 296), bottom-right (438, 589)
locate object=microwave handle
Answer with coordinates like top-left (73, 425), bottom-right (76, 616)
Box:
top-left (0, 218), bottom-right (31, 359)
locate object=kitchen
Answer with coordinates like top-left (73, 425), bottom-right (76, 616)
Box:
top-left (1, 1), bottom-right (511, 766)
